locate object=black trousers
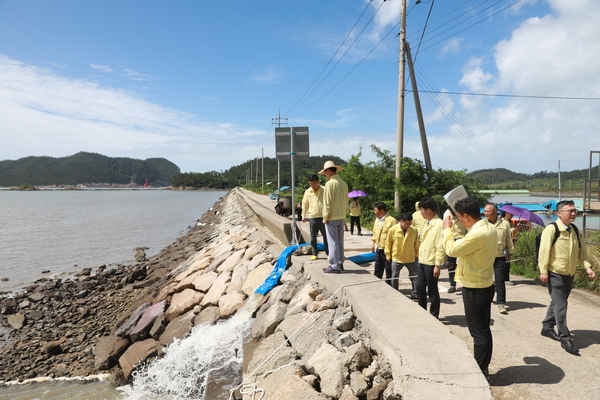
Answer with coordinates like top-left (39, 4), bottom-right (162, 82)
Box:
top-left (493, 257), bottom-right (507, 304)
top-left (308, 217), bottom-right (328, 256)
top-left (350, 216), bottom-right (361, 234)
top-left (462, 284), bottom-right (495, 373)
top-left (417, 263), bottom-right (440, 318)
top-left (543, 272), bottom-right (574, 340)
top-left (373, 249), bottom-right (392, 286)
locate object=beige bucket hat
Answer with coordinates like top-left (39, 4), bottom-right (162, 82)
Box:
top-left (318, 160), bottom-right (344, 174)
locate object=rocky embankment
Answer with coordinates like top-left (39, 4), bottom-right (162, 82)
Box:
top-left (1, 189), bottom-right (399, 399)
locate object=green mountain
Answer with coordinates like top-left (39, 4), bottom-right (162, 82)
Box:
top-left (468, 166), bottom-right (599, 191)
top-left (0, 152), bottom-right (180, 186)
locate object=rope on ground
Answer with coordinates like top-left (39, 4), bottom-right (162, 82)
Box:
top-left (228, 276), bottom-right (386, 400)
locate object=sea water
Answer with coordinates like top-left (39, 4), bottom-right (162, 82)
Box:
top-left (0, 189), bottom-right (252, 399)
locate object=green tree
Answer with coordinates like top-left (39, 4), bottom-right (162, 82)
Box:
top-left (339, 145), bottom-right (490, 226)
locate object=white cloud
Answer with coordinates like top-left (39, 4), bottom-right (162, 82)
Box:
top-left (90, 64), bottom-right (112, 73)
top-left (0, 55), bottom-right (269, 172)
top-left (250, 65), bottom-right (283, 83)
top-left (123, 67), bottom-right (157, 82)
top-left (443, 0), bottom-right (600, 173)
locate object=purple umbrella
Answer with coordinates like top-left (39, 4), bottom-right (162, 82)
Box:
top-left (499, 205), bottom-right (545, 227)
top-left (348, 190), bottom-right (368, 198)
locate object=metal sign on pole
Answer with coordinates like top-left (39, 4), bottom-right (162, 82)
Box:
top-left (275, 126), bottom-right (310, 245)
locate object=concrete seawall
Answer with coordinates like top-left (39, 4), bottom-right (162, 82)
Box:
top-left (237, 188), bottom-right (493, 399)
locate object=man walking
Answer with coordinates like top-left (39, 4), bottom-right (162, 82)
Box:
top-left (319, 161), bottom-right (348, 273)
top-left (443, 197), bottom-right (497, 378)
top-left (484, 203), bottom-right (514, 315)
top-left (385, 212), bottom-right (419, 296)
top-left (301, 174), bottom-right (328, 261)
top-left (538, 200), bottom-right (595, 355)
top-left (371, 202), bottom-right (397, 285)
top-left (416, 196), bottom-right (445, 318)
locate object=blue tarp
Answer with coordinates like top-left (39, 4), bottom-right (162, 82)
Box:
top-left (348, 252), bottom-right (376, 264)
top-left (255, 242), bottom-right (325, 295)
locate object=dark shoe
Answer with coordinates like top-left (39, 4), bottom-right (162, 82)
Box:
top-left (410, 294), bottom-right (418, 300)
top-left (323, 266), bottom-right (341, 274)
top-left (447, 286), bottom-right (457, 294)
top-left (561, 339), bottom-right (580, 355)
top-left (358, 232), bottom-right (362, 236)
top-left (540, 327), bottom-right (560, 342)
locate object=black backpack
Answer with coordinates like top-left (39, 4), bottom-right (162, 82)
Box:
top-left (535, 222), bottom-right (580, 261)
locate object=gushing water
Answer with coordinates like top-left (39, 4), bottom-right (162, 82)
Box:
top-left (124, 318), bottom-right (251, 400)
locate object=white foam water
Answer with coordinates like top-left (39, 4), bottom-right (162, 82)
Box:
top-left (124, 317), bottom-right (251, 400)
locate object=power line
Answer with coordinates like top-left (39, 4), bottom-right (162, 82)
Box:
top-left (411, 90), bottom-right (600, 101)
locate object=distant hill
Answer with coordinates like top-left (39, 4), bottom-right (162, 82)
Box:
top-left (0, 152), bottom-right (180, 186)
top-left (468, 166), bottom-right (599, 191)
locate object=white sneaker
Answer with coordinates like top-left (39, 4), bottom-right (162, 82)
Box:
top-left (497, 304), bottom-right (508, 314)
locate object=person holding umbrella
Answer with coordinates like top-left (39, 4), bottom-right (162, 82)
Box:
top-left (349, 193), bottom-right (363, 236)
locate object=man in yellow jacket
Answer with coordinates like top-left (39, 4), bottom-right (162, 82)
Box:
top-left (385, 212), bottom-right (419, 296)
top-left (538, 200), bottom-right (595, 355)
top-left (302, 174), bottom-right (328, 261)
top-left (416, 196), bottom-right (445, 318)
top-left (320, 161), bottom-right (348, 273)
top-left (371, 202), bottom-right (397, 285)
top-left (443, 197), bottom-right (497, 379)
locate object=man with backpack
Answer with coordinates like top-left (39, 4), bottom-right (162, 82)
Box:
top-left (538, 200), bottom-right (596, 355)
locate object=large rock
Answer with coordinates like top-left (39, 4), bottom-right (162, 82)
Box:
top-left (94, 335), bottom-right (120, 370)
top-left (217, 249), bottom-right (245, 273)
top-left (114, 302), bottom-right (151, 338)
top-left (277, 309), bottom-right (335, 358)
top-left (344, 342), bottom-right (372, 371)
top-left (174, 270), bottom-right (204, 292)
top-left (130, 300), bottom-right (169, 342)
top-left (165, 289), bottom-right (204, 322)
top-left (159, 310), bottom-right (196, 345)
top-left (218, 291), bottom-right (246, 318)
top-left (307, 342), bottom-right (345, 398)
top-left (243, 242), bottom-right (262, 261)
top-left (211, 241), bottom-right (234, 258)
top-left (228, 264), bottom-right (249, 293)
top-left (255, 364), bottom-right (329, 400)
top-left (285, 283), bottom-right (318, 317)
top-left (246, 331), bottom-right (298, 377)
top-left (251, 300), bottom-right (288, 339)
top-left (350, 371), bottom-right (369, 397)
top-left (200, 271), bottom-right (231, 307)
top-left (7, 313), bottom-right (25, 329)
top-left (118, 338), bottom-right (163, 379)
top-left (246, 253), bottom-right (268, 271)
top-left (194, 306), bottom-right (220, 326)
top-left (192, 271), bottom-right (218, 293)
top-left (241, 262), bottom-right (274, 296)
top-left (206, 251), bottom-right (233, 272)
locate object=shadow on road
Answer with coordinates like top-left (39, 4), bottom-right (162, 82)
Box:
top-left (570, 329), bottom-right (600, 350)
top-left (505, 300), bottom-right (547, 312)
top-left (439, 314), bottom-right (468, 328)
top-left (492, 356), bottom-right (564, 386)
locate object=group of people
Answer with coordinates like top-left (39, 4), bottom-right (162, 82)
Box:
top-left (298, 161), bottom-right (596, 377)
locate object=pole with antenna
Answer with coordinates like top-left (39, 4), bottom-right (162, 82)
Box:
top-left (395, 0), bottom-right (407, 211)
top-left (272, 108), bottom-right (288, 192)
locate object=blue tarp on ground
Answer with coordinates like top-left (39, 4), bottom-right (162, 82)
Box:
top-left (348, 252), bottom-right (376, 264)
top-left (255, 242), bottom-right (325, 295)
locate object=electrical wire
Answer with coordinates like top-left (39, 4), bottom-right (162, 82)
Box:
top-left (284, 0), bottom-right (386, 116)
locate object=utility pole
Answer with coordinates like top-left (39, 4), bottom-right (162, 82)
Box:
top-left (395, 0), bottom-right (407, 211)
top-left (262, 148), bottom-right (264, 193)
top-left (558, 160), bottom-right (562, 201)
top-left (405, 41), bottom-right (432, 172)
top-left (272, 108), bottom-right (288, 191)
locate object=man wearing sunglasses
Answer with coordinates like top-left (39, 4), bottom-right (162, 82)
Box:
top-left (538, 200), bottom-right (596, 355)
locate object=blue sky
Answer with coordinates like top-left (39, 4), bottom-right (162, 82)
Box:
top-left (1, 0), bottom-right (599, 175)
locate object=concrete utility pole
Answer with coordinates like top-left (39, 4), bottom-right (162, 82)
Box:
top-left (405, 41), bottom-right (432, 172)
top-left (272, 108), bottom-right (288, 191)
top-left (395, 0), bottom-right (407, 211)
top-left (262, 148), bottom-right (264, 193)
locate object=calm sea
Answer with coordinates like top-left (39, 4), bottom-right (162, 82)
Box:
top-left (0, 189), bottom-right (227, 292)
top-left (0, 189), bottom-right (227, 398)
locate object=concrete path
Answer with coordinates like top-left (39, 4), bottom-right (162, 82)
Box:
top-left (347, 231), bottom-right (600, 400)
top-left (241, 189), bottom-right (600, 399)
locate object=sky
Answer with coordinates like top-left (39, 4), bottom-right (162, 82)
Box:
top-left (1, 0), bottom-right (599, 175)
